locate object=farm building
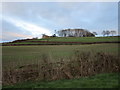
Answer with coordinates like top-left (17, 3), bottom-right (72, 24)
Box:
top-left (42, 34), bottom-right (56, 38)
top-left (42, 34), bottom-right (51, 38)
top-left (58, 29), bottom-right (95, 37)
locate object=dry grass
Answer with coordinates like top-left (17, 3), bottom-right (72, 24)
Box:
top-left (2, 51), bottom-right (120, 85)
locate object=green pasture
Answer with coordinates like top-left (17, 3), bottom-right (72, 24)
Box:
top-left (29, 36), bottom-right (119, 42)
top-left (2, 43), bottom-right (119, 69)
top-left (5, 36), bottom-right (119, 45)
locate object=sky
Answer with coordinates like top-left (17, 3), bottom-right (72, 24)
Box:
top-left (1, 2), bottom-right (118, 42)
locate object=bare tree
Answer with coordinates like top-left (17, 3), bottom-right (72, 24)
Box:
top-left (92, 32), bottom-right (97, 36)
top-left (110, 30), bottom-right (116, 36)
top-left (106, 30), bottom-right (110, 36)
top-left (58, 29), bottom-right (95, 37)
top-left (102, 30), bottom-right (106, 36)
top-left (57, 30), bottom-right (64, 37)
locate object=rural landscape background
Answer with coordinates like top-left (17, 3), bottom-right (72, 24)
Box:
top-left (1, 1), bottom-right (120, 88)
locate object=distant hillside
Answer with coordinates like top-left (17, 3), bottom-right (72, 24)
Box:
top-left (2, 36), bottom-right (120, 46)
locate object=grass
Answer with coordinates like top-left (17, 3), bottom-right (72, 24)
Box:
top-left (2, 44), bottom-right (119, 70)
top-left (2, 42), bottom-right (119, 87)
top-left (3, 50), bottom-right (119, 85)
top-left (2, 43), bottom-right (119, 85)
top-left (3, 73), bottom-right (119, 88)
top-left (3, 36), bottom-right (119, 45)
top-left (29, 36), bottom-right (119, 42)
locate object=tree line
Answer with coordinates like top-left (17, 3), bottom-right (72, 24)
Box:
top-left (101, 30), bottom-right (116, 36)
top-left (57, 29), bottom-right (95, 37)
top-left (57, 29), bottom-right (117, 37)
top-left (42, 29), bottom-right (117, 38)
top-left (92, 30), bottom-right (116, 36)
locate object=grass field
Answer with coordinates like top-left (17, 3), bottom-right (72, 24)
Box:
top-left (29, 36), bottom-right (119, 42)
top-left (3, 73), bottom-right (119, 88)
top-left (2, 43), bottom-right (119, 70)
top-left (2, 38), bottom-right (119, 88)
top-left (3, 36), bottom-right (119, 45)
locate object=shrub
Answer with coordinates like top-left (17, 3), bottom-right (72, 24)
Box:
top-left (2, 51), bottom-right (119, 85)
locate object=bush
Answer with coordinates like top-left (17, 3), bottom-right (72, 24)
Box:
top-left (2, 51), bottom-right (120, 85)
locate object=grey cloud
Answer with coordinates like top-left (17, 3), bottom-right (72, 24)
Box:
top-left (1, 2), bottom-right (118, 42)
top-left (2, 18), bottom-right (32, 35)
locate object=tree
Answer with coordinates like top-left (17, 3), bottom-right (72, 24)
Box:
top-left (57, 30), bottom-right (63, 37)
top-left (102, 30), bottom-right (106, 36)
top-left (92, 32), bottom-right (97, 36)
top-left (110, 30), bottom-right (116, 36)
top-left (58, 29), bottom-right (95, 37)
top-left (102, 30), bottom-right (110, 37)
top-left (106, 30), bottom-right (110, 36)
top-left (52, 34), bottom-right (56, 37)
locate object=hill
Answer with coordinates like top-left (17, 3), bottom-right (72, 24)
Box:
top-left (2, 39), bottom-right (119, 88)
top-left (2, 36), bottom-right (120, 46)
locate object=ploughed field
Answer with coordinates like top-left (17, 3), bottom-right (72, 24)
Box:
top-left (2, 43), bottom-right (120, 88)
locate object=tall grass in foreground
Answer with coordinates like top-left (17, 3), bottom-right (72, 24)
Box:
top-left (2, 51), bottom-right (120, 85)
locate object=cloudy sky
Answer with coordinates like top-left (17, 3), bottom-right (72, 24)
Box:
top-left (1, 2), bottom-right (118, 42)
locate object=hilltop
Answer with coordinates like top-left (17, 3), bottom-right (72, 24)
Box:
top-left (2, 36), bottom-right (120, 46)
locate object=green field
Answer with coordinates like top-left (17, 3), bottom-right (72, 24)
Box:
top-left (2, 43), bottom-right (119, 69)
top-left (29, 36), bottom-right (119, 42)
top-left (2, 37), bottom-right (120, 88)
top-left (3, 36), bottom-right (119, 45)
top-left (3, 73), bottom-right (119, 88)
